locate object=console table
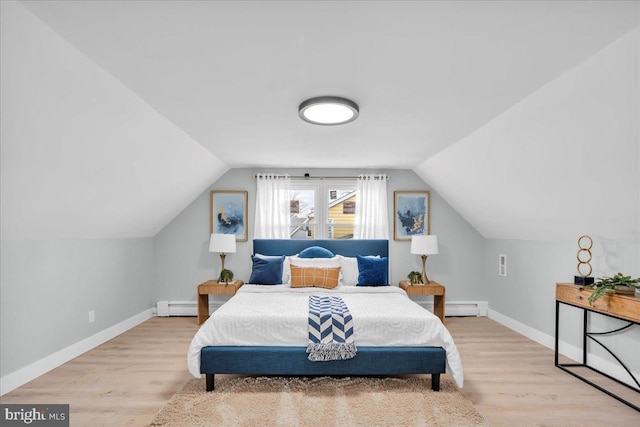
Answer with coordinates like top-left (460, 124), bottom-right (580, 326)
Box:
top-left (555, 282), bottom-right (640, 411)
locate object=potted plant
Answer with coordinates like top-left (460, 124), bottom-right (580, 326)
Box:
top-left (219, 269), bottom-right (234, 285)
top-left (585, 273), bottom-right (640, 305)
top-left (407, 271), bottom-right (423, 285)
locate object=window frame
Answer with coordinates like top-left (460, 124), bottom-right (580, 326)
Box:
top-left (289, 179), bottom-right (357, 240)
top-left (289, 181), bottom-right (319, 239)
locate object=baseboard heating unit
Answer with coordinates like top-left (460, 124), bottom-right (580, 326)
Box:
top-left (155, 300), bottom-right (488, 318)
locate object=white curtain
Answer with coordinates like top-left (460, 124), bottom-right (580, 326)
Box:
top-left (354, 174), bottom-right (390, 239)
top-left (254, 173), bottom-right (291, 239)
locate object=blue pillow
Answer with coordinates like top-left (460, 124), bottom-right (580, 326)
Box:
top-left (356, 255), bottom-right (389, 286)
top-left (298, 246), bottom-right (335, 259)
top-left (249, 255), bottom-right (285, 285)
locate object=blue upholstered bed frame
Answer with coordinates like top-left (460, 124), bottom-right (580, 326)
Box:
top-left (200, 239), bottom-right (447, 391)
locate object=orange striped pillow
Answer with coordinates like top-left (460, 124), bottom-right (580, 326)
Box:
top-left (290, 265), bottom-right (341, 289)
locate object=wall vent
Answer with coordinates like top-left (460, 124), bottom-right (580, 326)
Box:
top-left (498, 254), bottom-right (507, 276)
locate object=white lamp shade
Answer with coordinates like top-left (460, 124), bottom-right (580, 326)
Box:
top-left (208, 233), bottom-right (236, 253)
top-left (410, 235), bottom-right (438, 255)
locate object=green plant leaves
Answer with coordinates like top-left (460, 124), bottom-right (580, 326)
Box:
top-left (219, 269), bottom-right (234, 283)
top-left (586, 272), bottom-right (640, 305)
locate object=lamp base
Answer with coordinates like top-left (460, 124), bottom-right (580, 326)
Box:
top-left (574, 276), bottom-right (594, 286)
top-left (421, 255), bottom-right (430, 284)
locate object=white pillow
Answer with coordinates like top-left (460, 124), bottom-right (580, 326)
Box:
top-left (282, 256), bottom-right (292, 284)
top-left (286, 256), bottom-right (341, 284)
top-left (337, 255), bottom-right (382, 286)
top-left (337, 255), bottom-right (359, 286)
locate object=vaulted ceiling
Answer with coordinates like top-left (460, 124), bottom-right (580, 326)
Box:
top-left (1, 1), bottom-right (638, 243)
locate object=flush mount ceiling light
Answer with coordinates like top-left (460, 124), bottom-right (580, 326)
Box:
top-left (298, 96), bottom-right (359, 125)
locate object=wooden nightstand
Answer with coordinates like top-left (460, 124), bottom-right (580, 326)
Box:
top-left (399, 280), bottom-right (446, 323)
top-left (197, 280), bottom-right (244, 325)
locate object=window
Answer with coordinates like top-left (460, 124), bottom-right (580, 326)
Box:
top-left (289, 180), bottom-right (357, 239)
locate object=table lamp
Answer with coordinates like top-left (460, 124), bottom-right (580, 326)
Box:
top-left (208, 233), bottom-right (236, 279)
top-left (410, 235), bottom-right (438, 284)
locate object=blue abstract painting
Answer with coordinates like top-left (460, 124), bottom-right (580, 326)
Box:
top-left (394, 191), bottom-right (430, 240)
top-left (210, 191), bottom-right (247, 241)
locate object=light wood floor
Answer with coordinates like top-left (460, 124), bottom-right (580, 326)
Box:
top-left (1, 316), bottom-right (638, 426)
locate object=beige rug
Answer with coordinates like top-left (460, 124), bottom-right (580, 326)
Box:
top-left (147, 376), bottom-right (489, 427)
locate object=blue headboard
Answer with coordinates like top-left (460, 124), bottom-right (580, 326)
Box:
top-left (253, 239), bottom-right (388, 258)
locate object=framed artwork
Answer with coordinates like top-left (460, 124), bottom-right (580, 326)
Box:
top-left (210, 190), bottom-right (248, 241)
top-left (394, 191), bottom-right (430, 241)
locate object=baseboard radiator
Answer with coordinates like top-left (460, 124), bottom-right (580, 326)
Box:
top-left (155, 300), bottom-right (488, 317)
top-left (413, 300), bottom-right (488, 317)
top-left (155, 301), bottom-right (223, 317)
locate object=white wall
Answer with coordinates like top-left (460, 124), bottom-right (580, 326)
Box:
top-left (0, 1), bottom-right (227, 241)
top-left (466, 29), bottom-right (640, 379)
top-left (485, 239), bottom-right (640, 381)
top-left (0, 2), bottom-right (197, 391)
top-left (154, 168), bottom-right (487, 303)
top-left (415, 28), bottom-right (639, 244)
top-left (0, 238), bottom-right (154, 378)
top-left (486, 240), bottom-right (640, 333)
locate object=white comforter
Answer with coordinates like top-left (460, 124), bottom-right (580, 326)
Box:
top-left (187, 285), bottom-right (464, 388)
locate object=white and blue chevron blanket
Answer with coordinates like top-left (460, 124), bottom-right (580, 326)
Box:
top-left (306, 295), bottom-right (357, 361)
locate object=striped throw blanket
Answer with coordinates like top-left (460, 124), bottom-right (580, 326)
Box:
top-left (307, 295), bottom-right (357, 361)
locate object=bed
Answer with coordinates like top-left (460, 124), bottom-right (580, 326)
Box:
top-left (187, 239), bottom-right (463, 392)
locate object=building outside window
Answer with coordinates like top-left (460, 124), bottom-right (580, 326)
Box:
top-left (289, 180), bottom-right (356, 239)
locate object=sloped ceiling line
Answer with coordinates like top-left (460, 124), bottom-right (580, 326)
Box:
top-left (1, 1), bottom-right (228, 240)
top-left (2, 1), bottom-right (639, 242)
top-left (415, 27), bottom-right (640, 243)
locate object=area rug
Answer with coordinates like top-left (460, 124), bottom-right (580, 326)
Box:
top-left (147, 376), bottom-right (489, 427)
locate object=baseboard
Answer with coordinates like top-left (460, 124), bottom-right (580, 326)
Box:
top-left (488, 308), bottom-right (639, 388)
top-left (487, 309), bottom-right (555, 348)
top-left (157, 299), bottom-right (488, 318)
top-left (0, 308), bottom-right (154, 396)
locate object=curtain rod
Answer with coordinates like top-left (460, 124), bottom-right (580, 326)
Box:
top-left (253, 174), bottom-right (389, 180)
